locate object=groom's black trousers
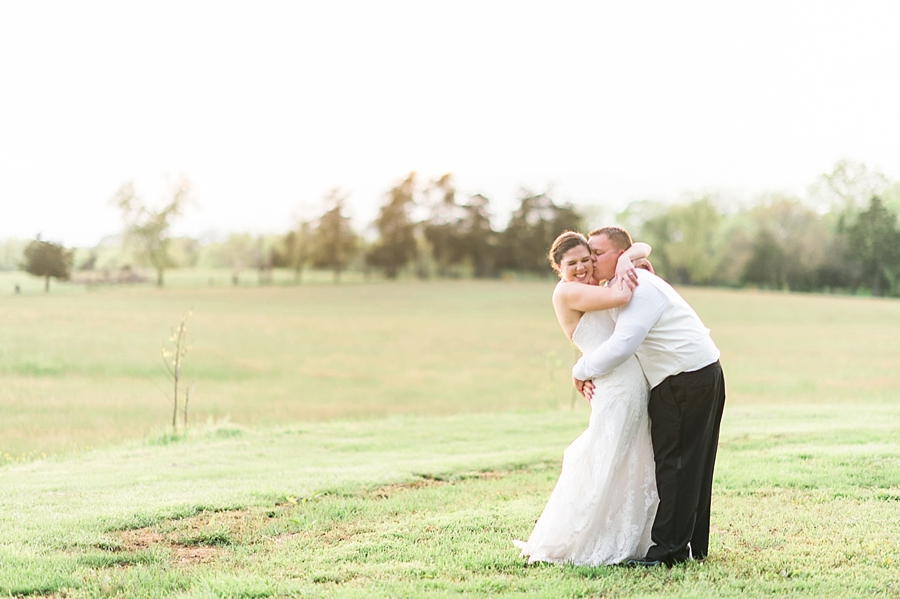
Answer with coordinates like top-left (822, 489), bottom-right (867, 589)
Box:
top-left (644, 360), bottom-right (726, 565)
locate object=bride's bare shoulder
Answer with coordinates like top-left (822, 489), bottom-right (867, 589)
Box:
top-left (553, 280), bottom-right (578, 300)
top-left (552, 281), bottom-right (580, 314)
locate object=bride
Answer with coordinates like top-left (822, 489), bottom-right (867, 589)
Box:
top-left (513, 231), bottom-right (659, 566)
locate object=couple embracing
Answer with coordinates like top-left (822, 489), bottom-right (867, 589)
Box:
top-left (514, 227), bottom-right (726, 567)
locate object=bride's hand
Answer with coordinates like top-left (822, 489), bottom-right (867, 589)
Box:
top-left (615, 254), bottom-right (639, 291)
top-left (573, 376), bottom-right (594, 402)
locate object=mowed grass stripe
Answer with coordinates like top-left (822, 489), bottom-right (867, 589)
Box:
top-left (0, 405), bottom-right (898, 598)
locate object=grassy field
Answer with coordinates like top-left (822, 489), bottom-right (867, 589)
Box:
top-left (3, 273), bottom-right (898, 457)
top-left (2, 276), bottom-right (582, 457)
top-left (1, 274), bottom-right (899, 597)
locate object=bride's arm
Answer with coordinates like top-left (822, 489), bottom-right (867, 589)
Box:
top-left (554, 280), bottom-right (633, 313)
top-left (627, 242), bottom-right (652, 261)
top-left (614, 242), bottom-right (652, 288)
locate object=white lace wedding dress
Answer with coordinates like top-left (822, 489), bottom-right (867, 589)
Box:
top-left (514, 310), bottom-right (659, 565)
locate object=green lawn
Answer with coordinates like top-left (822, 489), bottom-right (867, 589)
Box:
top-left (1, 276), bottom-right (898, 597)
top-left (1, 407), bottom-right (897, 598)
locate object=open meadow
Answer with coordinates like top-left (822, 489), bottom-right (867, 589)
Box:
top-left (1, 274), bottom-right (898, 597)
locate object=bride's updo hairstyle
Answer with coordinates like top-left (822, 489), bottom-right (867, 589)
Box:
top-left (548, 231), bottom-right (589, 275)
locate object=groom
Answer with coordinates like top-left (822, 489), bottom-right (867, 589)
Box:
top-left (572, 227), bottom-right (726, 567)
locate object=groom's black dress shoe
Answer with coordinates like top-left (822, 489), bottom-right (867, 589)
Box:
top-left (625, 558), bottom-right (664, 567)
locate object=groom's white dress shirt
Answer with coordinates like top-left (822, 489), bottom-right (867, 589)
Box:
top-left (572, 269), bottom-right (720, 388)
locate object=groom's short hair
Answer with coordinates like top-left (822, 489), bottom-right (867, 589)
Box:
top-left (588, 227), bottom-right (632, 251)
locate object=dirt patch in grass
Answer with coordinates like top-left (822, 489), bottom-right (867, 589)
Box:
top-left (371, 470), bottom-right (512, 498)
top-left (370, 479), bottom-right (443, 498)
top-left (100, 470), bottom-right (526, 566)
top-left (107, 508), bottom-right (275, 566)
top-left (115, 526), bottom-right (223, 565)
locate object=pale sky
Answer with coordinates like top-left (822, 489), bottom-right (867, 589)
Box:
top-left (2, 1), bottom-right (899, 246)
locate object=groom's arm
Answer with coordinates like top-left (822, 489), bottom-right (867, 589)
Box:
top-left (572, 277), bottom-right (668, 381)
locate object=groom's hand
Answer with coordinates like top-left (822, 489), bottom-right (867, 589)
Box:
top-left (573, 376), bottom-right (594, 402)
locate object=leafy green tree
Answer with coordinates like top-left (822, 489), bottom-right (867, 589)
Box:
top-left (741, 227), bottom-right (787, 289)
top-left (460, 193), bottom-right (498, 278)
top-left (274, 221), bottom-right (313, 283)
top-left (810, 159), bottom-right (893, 217)
top-left (113, 178), bottom-right (191, 287)
top-left (814, 212), bottom-right (855, 292)
top-left (196, 233), bottom-right (257, 271)
top-left (846, 196), bottom-right (900, 296)
top-left (255, 236), bottom-right (273, 285)
top-left (499, 190), bottom-right (582, 275)
top-left (711, 212), bottom-right (755, 287)
top-left (367, 172), bottom-right (418, 279)
top-left (423, 174), bottom-right (467, 277)
top-left (724, 196), bottom-right (833, 291)
top-left (167, 237), bottom-right (201, 268)
top-left (754, 197), bottom-right (832, 291)
top-left (635, 197), bottom-right (722, 285)
top-left (21, 238), bottom-right (73, 292)
top-left (312, 189), bottom-right (358, 283)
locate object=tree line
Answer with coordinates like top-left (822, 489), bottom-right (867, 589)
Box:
top-left (13, 160), bottom-right (900, 297)
top-left (620, 161), bottom-right (900, 297)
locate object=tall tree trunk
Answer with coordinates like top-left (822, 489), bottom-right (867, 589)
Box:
top-left (45, 276), bottom-right (50, 293)
top-left (157, 268), bottom-right (164, 288)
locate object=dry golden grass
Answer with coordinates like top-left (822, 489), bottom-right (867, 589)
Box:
top-left (2, 279), bottom-right (898, 457)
